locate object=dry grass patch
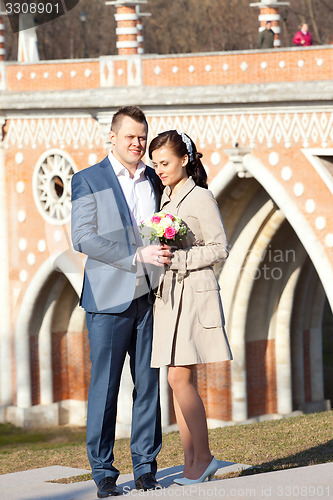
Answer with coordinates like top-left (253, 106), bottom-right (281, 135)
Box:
top-left (0, 410), bottom-right (332, 483)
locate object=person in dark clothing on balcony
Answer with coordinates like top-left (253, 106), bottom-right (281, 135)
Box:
top-left (258, 21), bottom-right (275, 49)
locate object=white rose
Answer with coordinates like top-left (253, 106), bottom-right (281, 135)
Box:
top-left (173, 220), bottom-right (180, 232)
top-left (160, 217), bottom-right (172, 229)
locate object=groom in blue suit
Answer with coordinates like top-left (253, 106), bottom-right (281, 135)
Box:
top-left (71, 106), bottom-right (171, 497)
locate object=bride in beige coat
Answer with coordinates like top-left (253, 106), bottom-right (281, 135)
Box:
top-left (148, 130), bottom-right (232, 485)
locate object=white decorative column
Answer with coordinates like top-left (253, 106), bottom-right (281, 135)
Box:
top-left (250, 0), bottom-right (290, 48)
top-left (106, 0), bottom-right (149, 55)
top-left (275, 267), bottom-right (302, 414)
top-left (230, 207), bottom-right (285, 421)
top-left (309, 283), bottom-right (326, 403)
top-left (136, 11), bottom-right (144, 55)
top-left (15, 258), bottom-right (57, 411)
top-left (160, 366), bottom-right (170, 430)
top-left (116, 355), bottom-right (134, 437)
top-left (39, 309), bottom-right (54, 406)
top-left (0, 118), bottom-right (12, 408)
top-left (18, 14), bottom-right (39, 62)
top-left (0, 7), bottom-right (6, 61)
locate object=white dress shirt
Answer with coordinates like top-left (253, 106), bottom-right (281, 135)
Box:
top-left (108, 152), bottom-right (155, 275)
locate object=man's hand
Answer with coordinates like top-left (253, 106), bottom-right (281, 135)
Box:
top-left (136, 243), bottom-right (172, 267)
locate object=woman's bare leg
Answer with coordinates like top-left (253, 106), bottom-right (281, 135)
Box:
top-left (172, 392), bottom-right (194, 476)
top-left (168, 366), bottom-right (213, 479)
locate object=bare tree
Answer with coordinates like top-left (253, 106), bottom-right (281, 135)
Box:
top-left (143, 0), bottom-right (258, 54)
top-left (281, 0), bottom-right (333, 45)
top-left (3, 0), bottom-right (333, 61)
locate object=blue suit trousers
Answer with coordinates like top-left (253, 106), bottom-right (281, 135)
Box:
top-left (86, 294), bottom-right (162, 485)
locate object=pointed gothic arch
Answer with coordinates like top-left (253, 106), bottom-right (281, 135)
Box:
top-left (204, 155), bottom-right (331, 423)
top-left (13, 252), bottom-right (89, 426)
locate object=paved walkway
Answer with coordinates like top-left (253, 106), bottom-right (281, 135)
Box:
top-left (0, 461), bottom-right (332, 500)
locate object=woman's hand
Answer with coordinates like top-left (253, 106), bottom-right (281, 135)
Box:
top-left (136, 243), bottom-right (172, 267)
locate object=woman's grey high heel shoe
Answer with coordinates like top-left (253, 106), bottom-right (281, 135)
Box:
top-left (173, 457), bottom-right (219, 485)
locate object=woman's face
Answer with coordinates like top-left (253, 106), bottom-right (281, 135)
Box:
top-left (151, 145), bottom-right (189, 193)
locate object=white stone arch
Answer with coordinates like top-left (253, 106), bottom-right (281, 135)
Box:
top-left (290, 260), bottom-right (327, 413)
top-left (0, 145), bottom-right (12, 407)
top-left (243, 230), bottom-right (308, 418)
top-left (221, 196), bottom-right (275, 328)
top-left (38, 274), bottom-right (68, 407)
top-left (275, 265), bottom-right (303, 415)
top-left (243, 154), bottom-right (333, 311)
top-left (211, 154), bottom-right (333, 312)
top-left (209, 157), bottom-right (330, 422)
top-left (228, 209), bottom-right (286, 421)
top-left (15, 251), bottom-right (83, 411)
top-left (209, 161), bottom-right (238, 197)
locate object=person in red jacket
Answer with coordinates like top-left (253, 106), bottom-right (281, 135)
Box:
top-left (293, 23), bottom-right (312, 46)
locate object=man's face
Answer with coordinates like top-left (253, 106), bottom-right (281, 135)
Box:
top-left (266, 22), bottom-right (272, 30)
top-left (109, 116), bottom-right (148, 171)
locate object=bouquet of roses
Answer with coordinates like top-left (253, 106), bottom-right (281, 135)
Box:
top-left (139, 211), bottom-right (188, 244)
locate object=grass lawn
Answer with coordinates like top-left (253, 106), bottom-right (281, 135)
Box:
top-left (0, 410), bottom-right (332, 483)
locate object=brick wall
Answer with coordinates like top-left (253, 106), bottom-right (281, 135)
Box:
top-left (3, 45), bottom-right (332, 424)
top-left (246, 339), bottom-right (277, 417)
top-left (6, 61), bottom-right (100, 92)
top-left (143, 47), bottom-right (333, 87)
top-left (3, 46), bottom-right (333, 92)
top-left (52, 331), bottom-right (70, 402)
top-left (52, 329), bottom-right (90, 402)
top-left (194, 362), bottom-right (232, 421)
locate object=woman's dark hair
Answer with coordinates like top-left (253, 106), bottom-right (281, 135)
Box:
top-left (148, 130), bottom-right (208, 189)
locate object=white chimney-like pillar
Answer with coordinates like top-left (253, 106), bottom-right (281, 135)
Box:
top-left (250, 0), bottom-right (290, 47)
top-left (106, 0), bottom-right (150, 55)
top-left (18, 14), bottom-right (39, 62)
top-left (0, 1), bottom-right (6, 60)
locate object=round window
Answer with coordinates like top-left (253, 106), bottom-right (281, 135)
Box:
top-left (33, 150), bottom-right (76, 225)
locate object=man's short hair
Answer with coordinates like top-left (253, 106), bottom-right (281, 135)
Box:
top-left (266, 21), bottom-right (272, 26)
top-left (111, 106), bottom-right (148, 132)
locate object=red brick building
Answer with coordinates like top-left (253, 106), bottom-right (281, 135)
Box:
top-left (0, 2), bottom-right (332, 431)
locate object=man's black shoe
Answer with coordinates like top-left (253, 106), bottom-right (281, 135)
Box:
top-left (97, 477), bottom-right (120, 497)
top-left (135, 472), bottom-right (161, 491)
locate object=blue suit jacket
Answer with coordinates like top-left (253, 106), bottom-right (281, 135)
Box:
top-left (71, 156), bottom-right (161, 313)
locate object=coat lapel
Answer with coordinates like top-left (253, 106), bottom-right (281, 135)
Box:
top-left (161, 176), bottom-right (196, 211)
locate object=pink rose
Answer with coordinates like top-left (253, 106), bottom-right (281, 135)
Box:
top-left (164, 226), bottom-right (177, 239)
top-left (165, 213), bottom-right (174, 221)
top-left (151, 215), bottom-right (161, 223)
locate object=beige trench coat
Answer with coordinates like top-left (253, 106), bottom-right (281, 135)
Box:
top-left (151, 177), bottom-right (233, 368)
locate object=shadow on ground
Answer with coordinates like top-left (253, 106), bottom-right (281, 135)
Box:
top-left (239, 439), bottom-right (333, 476)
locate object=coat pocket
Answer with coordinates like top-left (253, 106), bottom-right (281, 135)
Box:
top-left (195, 286), bottom-right (223, 329)
top-left (190, 269), bottom-right (223, 328)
